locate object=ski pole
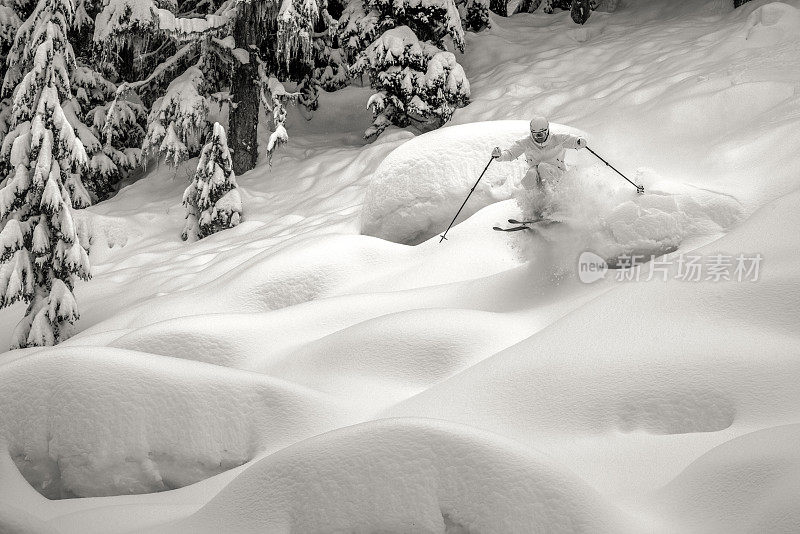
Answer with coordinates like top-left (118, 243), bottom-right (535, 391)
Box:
top-left (586, 146), bottom-right (644, 194)
top-left (439, 156), bottom-right (494, 243)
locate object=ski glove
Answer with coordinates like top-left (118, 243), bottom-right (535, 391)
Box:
top-left (576, 138), bottom-right (587, 149)
top-left (492, 147), bottom-right (501, 158)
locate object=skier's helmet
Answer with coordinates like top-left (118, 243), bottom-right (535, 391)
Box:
top-left (530, 116), bottom-right (550, 144)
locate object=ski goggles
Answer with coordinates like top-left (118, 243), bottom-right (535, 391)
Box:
top-left (531, 128), bottom-right (549, 143)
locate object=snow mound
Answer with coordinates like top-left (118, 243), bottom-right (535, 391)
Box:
top-left (742, 2), bottom-right (800, 45)
top-left (0, 502), bottom-right (59, 534)
top-left (360, 120), bottom-right (585, 245)
top-left (108, 314), bottom-right (267, 368)
top-left (80, 234), bottom-right (406, 333)
top-left (0, 348), bottom-right (358, 499)
top-left (653, 424), bottom-right (800, 534)
top-left (147, 419), bottom-right (636, 534)
top-left (263, 308), bottom-right (533, 404)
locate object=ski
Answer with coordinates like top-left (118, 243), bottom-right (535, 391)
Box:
top-left (493, 225), bottom-right (531, 232)
top-left (509, 218), bottom-right (562, 227)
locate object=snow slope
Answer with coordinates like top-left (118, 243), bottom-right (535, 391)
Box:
top-left (2, 0), bottom-right (800, 532)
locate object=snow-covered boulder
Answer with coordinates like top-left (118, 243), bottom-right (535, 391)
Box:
top-left (360, 120), bottom-right (587, 245)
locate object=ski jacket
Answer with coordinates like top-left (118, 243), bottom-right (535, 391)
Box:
top-left (498, 133), bottom-right (585, 170)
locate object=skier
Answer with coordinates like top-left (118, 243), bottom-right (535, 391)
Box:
top-left (492, 115), bottom-right (586, 220)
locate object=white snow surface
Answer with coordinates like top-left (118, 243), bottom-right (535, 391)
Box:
top-left (3, 1), bottom-right (800, 532)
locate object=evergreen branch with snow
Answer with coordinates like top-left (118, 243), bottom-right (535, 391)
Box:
top-left (182, 121), bottom-right (241, 240)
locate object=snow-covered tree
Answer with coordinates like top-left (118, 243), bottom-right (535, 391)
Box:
top-left (181, 122), bottom-right (241, 240)
top-left (92, 0), bottom-right (164, 82)
top-left (142, 65), bottom-right (211, 166)
top-left (464, 0), bottom-right (489, 32)
top-left (1, 0), bottom-right (134, 206)
top-left (338, 1), bottom-right (378, 60)
top-left (91, 0), bottom-right (235, 168)
top-left (0, 2), bottom-right (22, 135)
top-left (90, 0), bottom-right (328, 174)
top-left (311, 12), bottom-right (349, 92)
top-left (341, 0), bottom-right (469, 139)
top-left (0, 0), bottom-right (91, 348)
top-left (87, 81), bottom-right (147, 197)
top-left (540, 0), bottom-right (597, 19)
top-left (350, 25), bottom-right (469, 139)
top-left (292, 3), bottom-right (349, 114)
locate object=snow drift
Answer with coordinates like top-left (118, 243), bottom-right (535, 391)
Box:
top-left (360, 120), bottom-right (540, 244)
top-left (0, 347), bottom-right (359, 499)
top-left (144, 419), bottom-right (638, 534)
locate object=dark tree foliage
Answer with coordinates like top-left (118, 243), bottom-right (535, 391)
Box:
top-left (571, 0), bottom-right (590, 24)
top-left (465, 0), bottom-right (490, 31)
top-left (489, 0), bottom-right (507, 17)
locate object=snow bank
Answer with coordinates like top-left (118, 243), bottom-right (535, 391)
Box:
top-left (0, 348), bottom-right (359, 499)
top-left (360, 120), bottom-right (585, 245)
top-left (385, 188), bottom-right (800, 495)
top-left (146, 419), bottom-right (637, 534)
top-left (652, 424), bottom-right (800, 534)
top-left (78, 234), bottom-right (407, 333)
top-left (263, 308), bottom-right (535, 404)
top-left (0, 502), bottom-right (59, 534)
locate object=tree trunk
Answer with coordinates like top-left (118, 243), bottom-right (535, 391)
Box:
top-left (229, 1), bottom-right (261, 176)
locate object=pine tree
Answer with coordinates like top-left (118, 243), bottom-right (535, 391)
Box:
top-left (311, 10), bottom-right (349, 91)
top-left (90, 0), bottom-right (325, 174)
top-left (464, 0), bottom-right (489, 32)
top-left (350, 26), bottom-right (469, 139)
top-left (342, 0), bottom-right (469, 139)
top-left (141, 65), bottom-right (212, 166)
top-left (2, 0), bottom-right (100, 207)
top-left (0, 1), bottom-right (22, 140)
top-left (0, 0), bottom-right (91, 348)
top-left (86, 79), bottom-right (146, 199)
top-left (181, 122), bottom-right (241, 240)
top-left (65, 0), bottom-right (147, 201)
